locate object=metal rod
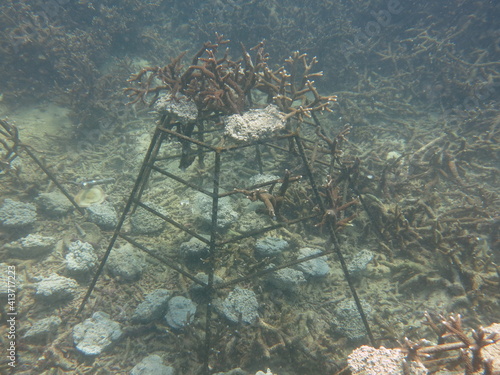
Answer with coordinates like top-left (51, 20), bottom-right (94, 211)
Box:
top-left (158, 124), bottom-right (220, 151)
top-left (217, 213), bottom-right (321, 246)
top-left (158, 124), bottom-right (298, 152)
top-left (214, 247), bottom-right (337, 290)
top-left (255, 144), bottom-right (264, 174)
top-left (197, 119), bottom-right (206, 168)
top-left (77, 127), bottom-right (164, 316)
top-left (293, 134), bottom-right (376, 347)
top-left (202, 151), bottom-right (221, 375)
top-left (150, 165), bottom-right (214, 197)
top-left (134, 200), bottom-right (210, 245)
top-left (119, 233), bottom-right (208, 286)
top-left (21, 146), bottom-right (86, 215)
top-left (132, 130), bottom-right (165, 214)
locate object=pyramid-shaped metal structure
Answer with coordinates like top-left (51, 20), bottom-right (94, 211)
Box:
top-left (78, 116), bottom-right (373, 374)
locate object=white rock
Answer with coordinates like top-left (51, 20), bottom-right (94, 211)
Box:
top-left (35, 274), bottom-right (78, 301)
top-left (224, 105), bottom-right (286, 141)
top-left (348, 345), bottom-right (427, 375)
top-left (73, 311), bottom-right (122, 356)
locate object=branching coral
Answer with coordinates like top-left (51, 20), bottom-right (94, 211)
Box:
top-left (257, 51), bottom-right (338, 120)
top-left (401, 313), bottom-right (500, 374)
top-left (125, 33), bottom-right (267, 115)
top-left (234, 169), bottom-right (302, 220)
top-left (0, 119), bottom-right (21, 173)
top-left (348, 313), bottom-right (499, 375)
top-left (125, 34), bottom-right (337, 122)
top-left (315, 175), bottom-right (359, 230)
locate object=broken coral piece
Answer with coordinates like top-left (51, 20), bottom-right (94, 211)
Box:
top-left (74, 186), bottom-right (105, 208)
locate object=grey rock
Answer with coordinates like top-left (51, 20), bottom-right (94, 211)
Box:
top-left (35, 274), bottom-right (78, 301)
top-left (36, 191), bottom-right (74, 216)
top-left (193, 193), bottom-right (238, 230)
top-left (267, 267), bottom-right (306, 292)
top-left (23, 316), bottom-right (62, 342)
top-left (87, 201), bottom-right (118, 230)
top-left (332, 299), bottom-right (372, 342)
top-left (155, 92), bottom-right (198, 122)
top-left (131, 354), bottom-right (175, 375)
top-left (73, 311), bottom-right (123, 356)
top-left (130, 202), bottom-right (167, 234)
top-left (0, 199), bottom-right (37, 228)
top-left (5, 233), bottom-right (56, 258)
top-left (347, 249), bottom-right (374, 278)
top-left (255, 236), bottom-right (289, 258)
top-left (107, 243), bottom-right (145, 282)
top-left (237, 211), bottom-right (270, 233)
top-left (165, 296), bottom-right (196, 329)
top-left (65, 240), bottom-right (98, 277)
top-left (179, 237), bottom-right (209, 261)
top-left (189, 272), bottom-right (223, 302)
top-left (189, 272), bottom-right (223, 290)
top-left (132, 289), bottom-right (171, 324)
top-left (296, 247), bottom-right (330, 278)
top-left (221, 287), bottom-right (259, 324)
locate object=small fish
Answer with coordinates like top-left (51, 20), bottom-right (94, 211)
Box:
top-left (80, 178), bottom-right (115, 188)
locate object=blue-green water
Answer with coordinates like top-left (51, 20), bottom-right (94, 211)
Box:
top-left (0, 1), bottom-right (499, 374)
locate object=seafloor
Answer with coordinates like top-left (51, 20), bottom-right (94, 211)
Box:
top-left (1, 1), bottom-right (499, 374)
top-left (1, 94), bottom-right (498, 374)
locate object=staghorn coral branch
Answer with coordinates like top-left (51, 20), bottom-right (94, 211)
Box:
top-left (125, 36), bottom-right (336, 120)
top-left (400, 313), bottom-right (500, 374)
top-left (441, 314), bottom-right (472, 346)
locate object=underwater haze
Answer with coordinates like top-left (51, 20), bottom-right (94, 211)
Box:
top-left (1, 0), bottom-right (499, 374)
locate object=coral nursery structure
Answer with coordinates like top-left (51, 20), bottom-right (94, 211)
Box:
top-left (0, 1), bottom-right (499, 374)
top-left (125, 34), bottom-right (337, 122)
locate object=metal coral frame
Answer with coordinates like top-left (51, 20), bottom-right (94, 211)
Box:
top-left (77, 118), bottom-right (374, 374)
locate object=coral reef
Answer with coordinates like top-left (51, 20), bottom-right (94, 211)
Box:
top-left (0, 1), bottom-right (499, 375)
top-left (125, 34), bottom-right (336, 123)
